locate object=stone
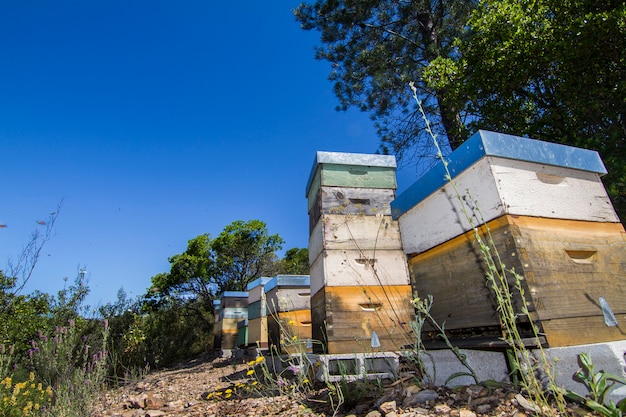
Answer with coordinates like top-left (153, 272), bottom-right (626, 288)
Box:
top-left (475, 404), bottom-right (492, 414)
top-left (379, 400), bottom-right (397, 414)
top-left (458, 409), bottom-right (476, 417)
top-left (365, 411), bottom-right (382, 417)
top-left (434, 404), bottom-right (451, 414)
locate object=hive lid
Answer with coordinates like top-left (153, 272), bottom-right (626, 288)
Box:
top-left (264, 275), bottom-right (310, 293)
top-left (306, 151), bottom-right (397, 197)
top-left (391, 130), bottom-right (608, 219)
top-left (246, 277), bottom-right (272, 291)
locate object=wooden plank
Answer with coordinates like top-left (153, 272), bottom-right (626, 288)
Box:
top-left (398, 156), bottom-right (618, 255)
top-left (309, 249), bottom-right (410, 297)
top-left (309, 214), bottom-right (403, 264)
top-left (311, 285), bottom-right (415, 354)
top-left (541, 316), bottom-right (626, 347)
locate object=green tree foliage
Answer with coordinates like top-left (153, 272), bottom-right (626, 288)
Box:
top-left (426, 0), bottom-right (626, 220)
top-left (148, 220), bottom-right (284, 301)
top-left (294, 0), bottom-right (476, 166)
top-left (210, 220), bottom-right (284, 292)
top-left (276, 247), bottom-right (310, 275)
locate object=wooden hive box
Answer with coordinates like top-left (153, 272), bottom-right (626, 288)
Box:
top-left (265, 275), bottom-right (311, 314)
top-left (309, 249), bottom-right (411, 298)
top-left (311, 285), bottom-right (415, 354)
top-left (247, 277), bottom-right (272, 304)
top-left (248, 316), bottom-right (269, 348)
top-left (308, 186), bottom-right (395, 233)
top-left (306, 151), bottom-right (397, 209)
top-left (237, 319), bottom-right (248, 348)
top-left (392, 130), bottom-right (618, 256)
top-left (308, 214), bottom-right (404, 266)
top-left (220, 318), bottom-right (243, 350)
top-left (220, 291), bottom-right (249, 309)
top-left (409, 214), bottom-right (626, 348)
top-left (268, 309), bottom-right (313, 354)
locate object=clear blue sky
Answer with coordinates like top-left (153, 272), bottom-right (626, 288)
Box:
top-left (0, 1), bottom-right (418, 309)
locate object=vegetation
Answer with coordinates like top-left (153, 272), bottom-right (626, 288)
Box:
top-left (295, 0), bottom-right (626, 221)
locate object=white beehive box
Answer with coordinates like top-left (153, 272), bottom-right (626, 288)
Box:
top-left (309, 249), bottom-right (410, 297)
top-left (392, 130), bottom-right (617, 255)
top-left (308, 214), bottom-right (403, 266)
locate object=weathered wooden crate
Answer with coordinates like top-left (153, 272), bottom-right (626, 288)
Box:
top-left (306, 151), bottom-right (397, 211)
top-left (409, 214), bottom-right (626, 348)
top-left (308, 186), bottom-right (395, 232)
top-left (268, 309), bottom-right (313, 354)
top-left (220, 318), bottom-right (244, 350)
top-left (265, 275), bottom-right (311, 314)
top-left (311, 285), bottom-right (415, 354)
top-left (392, 130), bottom-right (617, 256)
top-left (248, 316), bottom-right (269, 348)
top-left (237, 319), bottom-right (248, 347)
top-left (220, 291), bottom-right (249, 309)
top-left (213, 319), bottom-right (222, 350)
top-left (308, 214), bottom-right (403, 265)
top-left (309, 249), bottom-right (410, 298)
top-left (247, 277), bottom-right (272, 304)
top-left (247, 301), bottom-right (266, 320)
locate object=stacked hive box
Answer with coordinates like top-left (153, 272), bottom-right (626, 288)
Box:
top-left (392, 130), bottom-right (626, 348)
top-left (217, 291), bottom-right (248, 350)
top-left (265, 275), bottom-right (312, 354)
top-left (213, 299), bottom-right (222, 349)
top-left (307, 152), bottom-right (415, 354)
top-left (247, 277), bottom-right (272, 348)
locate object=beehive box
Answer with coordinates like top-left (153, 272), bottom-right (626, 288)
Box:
top-left (409, 214), bottom-right (626, 348)
top-left (220, 318), bottom-right (243, 350)
top-left (248, 317), bottom-right (269, 348)
top-left (392, 130), bottom-right (618, 256)
top-left (311, 285), bottom-right (415, 354)
top-left (306, 151), bottom-right (397, 210)
top-left (247, 277), bottom-right (272, 304)
top-left (309, 249), bottom-right (410, 298)
top-left (308, 214), bottom-right (404, 265)
top-left (237, 319), bottom-right (248, 347)
top-left (268, 309), bottom-right (313, 354)
top-left (308, 186), bottom-right (395, 232)
top-left (265, 275), bottom-right (311, 314)
top-left (247, 301), bottom-right (266, 321)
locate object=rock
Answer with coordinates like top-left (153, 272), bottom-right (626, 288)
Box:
top-left (475, 404), bottom-right (491, 414)
top-left (143, 394), bottom-right (165, 410)
top-left (145, 411), bottom-right (165, 417)
top-left (404, 384), bottom-right (421, 396)
top-left (514, 394), bottom-right (540, 413)
top-left (365, 411), bottom-right (382, 417)
top-left (379, 400), bottom-right (397, 414)
top-left (458, 409), bottom-right (476, 417)
top-left (434, 403), bottom-right (451, 414)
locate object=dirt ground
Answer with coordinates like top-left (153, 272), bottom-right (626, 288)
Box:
top-left (92, 353), bottom-right (595, 417)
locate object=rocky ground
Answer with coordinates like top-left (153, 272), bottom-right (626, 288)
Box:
top-left (92, 354), bottom-right (595, 417)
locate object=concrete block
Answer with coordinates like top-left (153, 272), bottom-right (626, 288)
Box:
top-left (315, 352), bottom-right (401, 382)
top-left (418, 349), bottom-right (510, 387)
top-left (542, 339), bottom-right (626, 404)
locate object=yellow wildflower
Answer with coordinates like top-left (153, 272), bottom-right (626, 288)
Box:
top-left (255, 356), bottom-right (265, 363)
top-left (246, 369), bottom-right (255, 376)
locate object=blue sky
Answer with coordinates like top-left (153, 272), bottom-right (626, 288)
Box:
top-left (0, 1), bottom-right (418, 309)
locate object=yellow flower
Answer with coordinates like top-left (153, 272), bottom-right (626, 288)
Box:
top-left (255, 356), bottom-right (265, 363)
top-left (252, 381), bottom-right (259, 386)
top-left (247, 360), bottom-right (256, 366)
top-left (303, 379), bottom-right (310, 384)
top-left (225, 393), bottom-right (232, 399)
top-left (291, 335), bottom-right (298, 341)
top-left (246, 369), bottom-right (255, 376)
top-left (288, 320), bottom-right (295, 325)
top-left (225, 389), bottom-right (232, 394)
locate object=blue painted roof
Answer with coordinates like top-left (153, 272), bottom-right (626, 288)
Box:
top-left (246, 277), bottom-right (272, 291)
top-left (264, 275), bottom-right (310, 293)
top-left (391, 130), bottom-right (607, 219)
top-left (306, 151), bottom-right (397, 196)
top-left (221, 291), bottom-right (248, 299)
